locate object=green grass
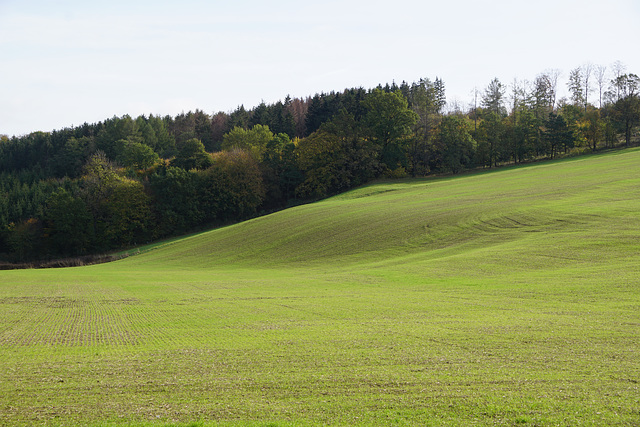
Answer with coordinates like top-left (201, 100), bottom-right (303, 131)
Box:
top-left (1, 149), bottom-right (640, 426)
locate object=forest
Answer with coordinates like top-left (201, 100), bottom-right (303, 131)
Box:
top-left (1, 63), bottom-right (639, 263)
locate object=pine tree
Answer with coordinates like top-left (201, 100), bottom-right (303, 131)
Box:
top-left (434, 77), bottom-right (446, 114)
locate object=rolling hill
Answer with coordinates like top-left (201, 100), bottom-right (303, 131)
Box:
top-left (1, 148), bottom-right (639, 426)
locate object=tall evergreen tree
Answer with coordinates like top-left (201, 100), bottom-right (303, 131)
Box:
top-left (482, 78), bottom-right (506, 116)
top-left (434, 77), bottom-right (446, 114)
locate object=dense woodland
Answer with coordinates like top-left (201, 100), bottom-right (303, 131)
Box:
top-left (1, 63), bottom-right (639, 263)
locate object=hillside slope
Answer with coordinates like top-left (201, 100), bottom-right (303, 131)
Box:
top-left (123, 148), bottom-right (640, 272)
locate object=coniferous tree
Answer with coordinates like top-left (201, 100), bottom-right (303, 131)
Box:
top-left (210, 112), bottom-right (230, 151)
top-left (482, 78), bottom-right (506, 116)
top-left (228, 105), bottom-right (251, 130)
top-left (44, 188), bottom-right (93, 255)
top-left (434, 77), bottom-right (446, 114)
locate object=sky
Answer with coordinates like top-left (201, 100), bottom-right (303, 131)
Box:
top-left (1, 0), bottom-right (639, 137)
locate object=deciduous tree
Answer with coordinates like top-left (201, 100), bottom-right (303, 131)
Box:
top-left (171, 138), bottom-right (213, 170)
top-left (568, 68), bottom-right (585, 108)
top-left (200, 150), bottom-right (265, 222)
top-left (545, 113), bottom-right (574, 158)
top-left (222, 125), bottom-right (274, 161)
top-left (362, 89), bottom-right (418, 171)
top-left (116, 140), bottom-right (159, 170)
top-left (610, 74), bottom-right (640, 146)
top-left (435, 116), bottom-right (475, 173)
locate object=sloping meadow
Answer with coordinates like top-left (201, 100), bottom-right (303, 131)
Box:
top-left (1, 149), bottom-right (639, 426)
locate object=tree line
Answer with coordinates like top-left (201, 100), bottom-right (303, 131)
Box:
top-left (1, 63), bottom-right (638, 262)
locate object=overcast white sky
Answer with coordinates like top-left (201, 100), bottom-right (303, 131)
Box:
top-left (1, 0), bottom-right (639, 137)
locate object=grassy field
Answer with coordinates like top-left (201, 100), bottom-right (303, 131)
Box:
top-left (1, 149), bottom-right (639, 426)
